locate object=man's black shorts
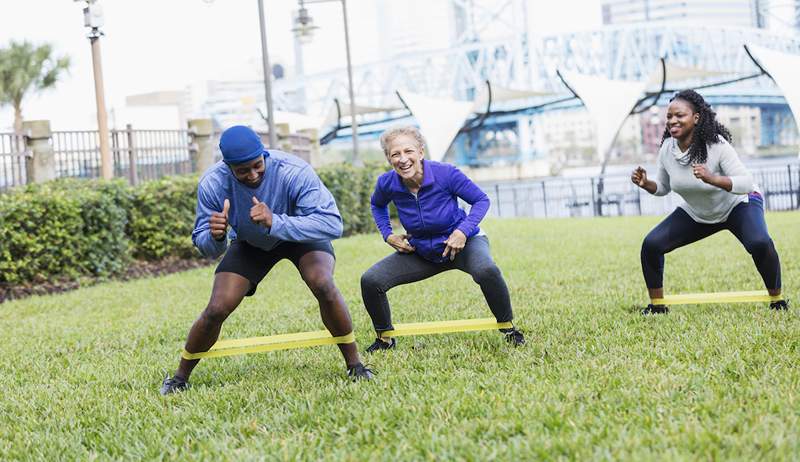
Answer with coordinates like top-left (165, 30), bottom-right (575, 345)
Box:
top-left (215, 240), bottom-right (335, 296)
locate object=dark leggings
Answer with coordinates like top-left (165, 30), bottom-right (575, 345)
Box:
top-left (360, 235), bottom-right (514, 334)
top-left (641, 195), bottom-right (781, 290)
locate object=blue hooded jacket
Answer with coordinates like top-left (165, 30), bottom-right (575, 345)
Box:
top-left (192, 150), bottom-right (343, 259)
top-left (370, 160), bottom-right (490, 263)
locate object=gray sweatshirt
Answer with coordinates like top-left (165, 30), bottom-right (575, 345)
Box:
top-left (651, 136), bottom-right (756, 224)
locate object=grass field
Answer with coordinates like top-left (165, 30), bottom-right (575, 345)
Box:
top-left (1, 213), bottom-right (798, 460)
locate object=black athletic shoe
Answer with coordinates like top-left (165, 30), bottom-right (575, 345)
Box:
top-left (770, 299), bottom-right (789, 311)
top-left (500, 327), bottom-right (526, 346)
top-left (642, 304), bottom-right (669, 315)
top-left (366, 337), bottom-right (396, 353)
top-left (160, 376), bottom-right (190, 395)
top-left (347, 363), bottom-right (374, 381)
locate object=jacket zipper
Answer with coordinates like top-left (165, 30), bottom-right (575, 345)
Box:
top-left (413, 191), bottom-right (435, 260)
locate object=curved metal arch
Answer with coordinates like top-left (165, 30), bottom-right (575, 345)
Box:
top-left (274, 24), bottom-right (800, 120)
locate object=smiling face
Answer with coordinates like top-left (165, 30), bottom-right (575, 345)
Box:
top-left (385, 134), bottom-right (424, 182)
top-left (666, 98), bottom-right (699, 144)
top-left (229, 155), bottom-right (266, 188)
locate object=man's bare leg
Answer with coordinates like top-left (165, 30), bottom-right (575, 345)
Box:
top-left (296, 250), bottom-right (361, 368)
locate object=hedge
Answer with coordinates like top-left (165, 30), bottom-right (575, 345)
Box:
top-left (0, 179), bottom-right (131, 284)
top-left (317, 161), bottom-right (388, 236)
top-left (128, 175), bottom-right (198, 260)
top-left (0, 161), bottom-right (390, 285)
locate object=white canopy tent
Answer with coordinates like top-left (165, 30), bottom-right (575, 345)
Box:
top-left (558, 71), bottom-right (648, 162)
top-left (746, 45), bottom-right (800, 156)
top-left (397, 90), bottom-right (476, 161)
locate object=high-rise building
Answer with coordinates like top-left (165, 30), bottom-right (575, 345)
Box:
top-left (796, 0), bottom-right (800, 30)
top-left (601, 0), bottom-right (767, 28)
top-left (752, 0), bottom-right (800, 34)
top-left (797, 0), bottom-right (800, 30)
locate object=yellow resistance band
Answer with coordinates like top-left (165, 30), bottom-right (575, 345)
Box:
top-left (181, 331), bottom-right (355, 360)
top-left (380, 317), bottom-right (513, 339)
top-left (652, 290), bottom-right (784, 306)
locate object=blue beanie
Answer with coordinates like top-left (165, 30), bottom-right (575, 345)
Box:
top-left (219, 125), bottom-right (265, 164)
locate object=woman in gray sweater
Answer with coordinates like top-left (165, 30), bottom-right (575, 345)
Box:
top-left (631, 90), bottom-right (786, 314)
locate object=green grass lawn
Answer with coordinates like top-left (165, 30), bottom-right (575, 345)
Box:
top-left (1, 213), bottom-right (798, 460)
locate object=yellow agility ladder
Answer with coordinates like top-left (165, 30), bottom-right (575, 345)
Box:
top-left (380, 318), bottom-right (513, 339)
top-left (181, 331), bottom-right (355, 360)
top-left (651, 290), bottom-right (784, 306)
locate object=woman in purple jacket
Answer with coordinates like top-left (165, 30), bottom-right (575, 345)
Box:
top-left (361, 126), bottom-right (524, 353)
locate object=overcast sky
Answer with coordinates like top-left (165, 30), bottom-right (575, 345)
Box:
top-left (0, 0), bottom-right (602, 131)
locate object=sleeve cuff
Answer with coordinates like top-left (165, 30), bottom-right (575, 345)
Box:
top-left (456, 224), bottom-right (473, 236)
top-left (200, 234), bottom-right (227, 259)
top-left (267, 214), bottom-right (282, 237)
top-left (729, 176), bottom-right (754, 194)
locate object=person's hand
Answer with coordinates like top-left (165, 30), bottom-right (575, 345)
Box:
top-left (442, 229), bottom-right (467, 261)
top-left (250, 196), bottom-right (273, 227)
top-left (209, 199), bottom-right (230, 241)
top-left (692, 163), bottom-right (713, 183)
top-left (631, 166), bottom-right (648, 187)
top-left (386, 233), bottom-right (415, 253)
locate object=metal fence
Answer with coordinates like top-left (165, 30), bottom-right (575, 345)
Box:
top-left (0, 127), bottom-right (313, 192)
top-left (110, 128), bottom-right (192, 183)
top-left (481, 163), bottom-right (800, 218)
top-left (50, 128), bottom-right (193, 183)
top-left (51, 130), bottom-right (102, 180)
top-left (0, 133), bottom-right (28, 190)
top-left (0, 128), bottom-right (199, 191)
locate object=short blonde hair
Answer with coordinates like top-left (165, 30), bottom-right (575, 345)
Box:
top-left (379, 125), bottom-right (427, 156)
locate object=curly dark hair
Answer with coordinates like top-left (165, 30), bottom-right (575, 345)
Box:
top-left (660, 89), bottom-right (733, 164)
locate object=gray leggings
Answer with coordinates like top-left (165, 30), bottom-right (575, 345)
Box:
top-left (360, 235), bottom-right (514, 334)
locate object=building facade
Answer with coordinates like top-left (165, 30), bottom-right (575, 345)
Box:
top-left (601, 0), bottom-right (767, 28)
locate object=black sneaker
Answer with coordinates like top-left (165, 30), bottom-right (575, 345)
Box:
top-left (366, 337), bottom-right (396, 353)
top-left (346, 363), bottom-right (374, 381)
top-left (500, 327), bottom-right (526, 346)
top-left (160, 376), bottom-right (190, 395)
top-left (642, 304), bottom-right (669, 315)
top-left (770, 299), bottom-right (789, 311)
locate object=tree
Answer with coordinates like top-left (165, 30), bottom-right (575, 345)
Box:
top-left (0, 40), bottom-right (70, 133)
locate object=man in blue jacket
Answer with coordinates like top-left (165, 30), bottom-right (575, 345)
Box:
top-left (161, 126), bottom-right (372, 395)
top-left (360, 126), bottom-right (524, 354)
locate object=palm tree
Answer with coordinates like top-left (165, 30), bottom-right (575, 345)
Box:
top-left (0, 40), bottom-right (70, 133)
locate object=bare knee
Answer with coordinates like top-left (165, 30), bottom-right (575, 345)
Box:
top-left (200, 301), bottom-right (234, 327)
top-left (305, 271), bottom-right (339, 303)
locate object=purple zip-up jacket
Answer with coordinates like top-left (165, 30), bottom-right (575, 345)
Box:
top-left (370, 160), bottom-right (490, 263)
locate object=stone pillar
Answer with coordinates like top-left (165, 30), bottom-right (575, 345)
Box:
top-left (23, 120), bottom-right (56, 184)
top-left (276, 123), bottom-right (292, 153)
top-left (188, 118), bottom-right (216, 173)
top-left (299, 128), bottom-right (321, 166)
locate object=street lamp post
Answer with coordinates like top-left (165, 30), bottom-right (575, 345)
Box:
top-left (294, 0), bottom-right (361, 166)
top-left (81, 1), bottom-right (113, 180)
top-left (257, 0), bottom-right (278, 148)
